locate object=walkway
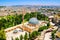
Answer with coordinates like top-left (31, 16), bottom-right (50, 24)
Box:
top-left (44, 32), bottom-right (52, 40)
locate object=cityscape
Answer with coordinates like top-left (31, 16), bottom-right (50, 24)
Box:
top-left (0, 0), bottom-right (60, 40)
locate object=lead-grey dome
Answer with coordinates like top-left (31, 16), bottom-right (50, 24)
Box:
top-left (29, 18), bottom-right (39, 24)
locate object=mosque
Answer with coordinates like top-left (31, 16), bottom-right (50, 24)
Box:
top-left (5, 17), bottom-right (47, 33)
top-left (22, 17), bottom-right (40, 32)
top-left (4, 17), bottom-right (47, 40)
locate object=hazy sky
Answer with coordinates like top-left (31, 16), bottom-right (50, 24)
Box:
top-left (0, 0), bottom-right (60, 6)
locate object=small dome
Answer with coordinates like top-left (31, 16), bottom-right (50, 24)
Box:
top-left (13, 30), bottom-right (18, 33)
top-left (29, 18), bottom-right (39, 24)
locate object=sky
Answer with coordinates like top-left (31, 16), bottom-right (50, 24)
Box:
top-left (0, 0), bottom-right (60, 6)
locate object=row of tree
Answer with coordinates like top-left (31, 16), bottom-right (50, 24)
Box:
top-left (13, 31), bottom-right (40, 40)
top-left (14, 32), bottom-right (28, 40)
top-left (38, 22), bottom-right (50, 32)
top-left (51, 30), bottom-right (57, 40)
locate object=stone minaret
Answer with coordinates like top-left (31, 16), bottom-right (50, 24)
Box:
top-left (22, 8), bottom-right (26, 26)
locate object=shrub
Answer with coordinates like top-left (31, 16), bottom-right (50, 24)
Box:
top-left (38, 26), bottom-right (49, 32)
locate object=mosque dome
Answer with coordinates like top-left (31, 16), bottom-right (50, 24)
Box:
top-left (29, 18), bottom-right (39, 24)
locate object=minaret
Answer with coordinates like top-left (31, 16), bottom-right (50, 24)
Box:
top-left (35, 8), bottom-right (38, 28)
top-left (22, 8), bottom-right (26, 26)
top-left (34, 8), bottom-right (37, 18)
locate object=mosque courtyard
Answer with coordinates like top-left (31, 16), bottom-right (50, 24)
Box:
top-left (4, 17), bottom-right (58, 40)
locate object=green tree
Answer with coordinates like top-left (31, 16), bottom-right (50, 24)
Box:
top-left (51, 32), bottom-right (55, 40)
top-left (30, 12), bottom-right (37, 18)
top-left (20, 35), bottom-right (23, 40)
top-left (15, 37), bottom-right (19, 40)
top-left (24, 13), bottom-right (30, 21)
top-left (37, 12), bottom-right (42, 20)
top-left (11, 37), bottom-right (14, 40)
top-left (37, 12), bottom-right (48, 20)
top-left (0, 14), bottom-right (23, 29)
top-left (38, 26), bottom-right (44, 32)
top-left (47, 22), bottom-right (50, 27)
top-left (29, 31), bottom-right (39, 40)
top-left (28, 33), bottom-right (33, 40)
top-left (14, 14), bottom-right (22, 25)
top-left (28, 33), bottom-right (30, 40)
top-left (38, 26), bottom-right (49, 32)
top-left (0, 28), bottom-right (6, 40)
top-left (31, 31), bottom-right (39, 38)
top-left (51, 30), bottom-right (57, 40)
top-left (24, 32), bottom-right (28, 40)
top-left (0, 18), bottom-right (7, 29)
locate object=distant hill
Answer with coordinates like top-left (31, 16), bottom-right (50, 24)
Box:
top-left (11, 5), bottom-right (60, 8)
top-left (0, 6), bottom-right (6, 8)
top-left (0, 5), bottom-right (60, 8)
